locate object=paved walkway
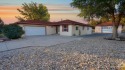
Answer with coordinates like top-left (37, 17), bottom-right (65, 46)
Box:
top-left (0, 35), bottom-right (81, 52)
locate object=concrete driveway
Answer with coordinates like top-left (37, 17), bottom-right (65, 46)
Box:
top-left (0, 35), bottom-right (81, 52)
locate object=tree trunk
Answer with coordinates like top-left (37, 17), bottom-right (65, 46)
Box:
top-left (111, 13), bottom-right (120, 39)
top-left (112, 25), bottom-right (118, 39)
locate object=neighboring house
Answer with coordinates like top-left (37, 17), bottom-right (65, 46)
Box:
top-left (17, 20), bottom-right (92, 36)
top-left (95, 22), bottom-right (123, 33)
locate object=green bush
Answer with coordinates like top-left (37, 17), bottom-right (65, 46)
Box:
top-left (0, 24), bottom-right (3, 34)
top-left (2, 24), bottom-right (24, 39)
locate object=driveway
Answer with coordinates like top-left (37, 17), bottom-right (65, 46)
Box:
top-left (0, 35), bottom-right (81, 52)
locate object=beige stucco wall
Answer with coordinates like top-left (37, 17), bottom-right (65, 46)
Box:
top-left (59, 25), bottom-right (92, 36)
top-left (118, 25), bottom-right (122, 33)
top-left (72, 25), bottom-right (79, 36)
top-left (95, 26), bottom-right (102, 33)
top-left (46, 26), bottom-right (56, 35)
top-left (57, 26), bottom-right (60, 34)
top-left (86, 27), bottom-right (93, 34)
top-left (60, 25), bottom-right (73, 36)
top-left (72, 25), bottom-right (92, 36)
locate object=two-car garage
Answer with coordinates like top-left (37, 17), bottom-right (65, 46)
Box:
top-left (24, 26), bottom-right (46, 36)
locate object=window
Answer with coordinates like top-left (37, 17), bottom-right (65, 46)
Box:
top-left (62, 25), bottom-right (68, 32)
top-left (76, 26), bottom-right (78, 30)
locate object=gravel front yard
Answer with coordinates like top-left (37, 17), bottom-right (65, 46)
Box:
top-left (0, 36), bottom-right (125, 70)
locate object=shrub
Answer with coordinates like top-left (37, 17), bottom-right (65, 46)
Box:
top-left (2, 24), bottom-right (24, 39)
top-left (0, 18), bottom-right (4, 34)
top-left (0, 24), bottom-right (3, 34)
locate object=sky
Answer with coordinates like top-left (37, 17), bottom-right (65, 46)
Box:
top-left (0, 0), bottom-right (86, 24)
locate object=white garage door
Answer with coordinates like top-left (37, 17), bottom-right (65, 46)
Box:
top-left (102, 29), bottom-right (112, 33)
top-left (24, 26), bottom-right (45, 36)
top-left (102, 26), bottom-right (112, 33)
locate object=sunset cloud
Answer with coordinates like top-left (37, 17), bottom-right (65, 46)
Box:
top-left (0, 2), bottom-right (82, 24)
top-left (0, 6), bottom-right (20, 10)
top-left (0, 6), bottom-right (19, 19)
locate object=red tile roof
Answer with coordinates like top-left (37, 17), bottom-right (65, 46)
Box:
top-left (57, 20), bottom-right (89, 26)
top-left (16, 20), bottom-right (51, 25)
top-left (16, 20), bottom-right (91, 27)
top-left (97, 22), bottom-right (113, 26)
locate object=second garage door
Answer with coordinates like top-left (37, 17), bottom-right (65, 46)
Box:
top-left (102, 26), bottom-right (112, 33)
top-left (24, 26), bottom-right (46, 36)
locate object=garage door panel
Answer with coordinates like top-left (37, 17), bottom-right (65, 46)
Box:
top-left (25, 26), bottom-right (45, 36)
top-left (102, 26), bottom-right (112, 33)
top-left (102, 29), bottom-right (112, 33)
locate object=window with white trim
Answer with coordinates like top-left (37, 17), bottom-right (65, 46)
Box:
top-left (62, 25), bottom-right (68, 32)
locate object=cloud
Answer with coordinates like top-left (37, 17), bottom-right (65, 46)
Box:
top-left (46, 4), bottom-right (79, 13)
top-left (0, 6), bottom-right (20, 10)
top-left (0, 4), bottom-right (79, 13)
top-left (50, 13), bottom-right (87, 23)
top-left (0, 4), bottom-right (81, 23)
top-left (0, 3), bottom-right (18, 6)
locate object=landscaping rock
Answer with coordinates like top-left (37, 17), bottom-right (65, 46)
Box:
top-left (0, 36), bottom-right (125, 69)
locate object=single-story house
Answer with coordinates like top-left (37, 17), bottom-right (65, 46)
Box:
top-left (95, 22), bottom-right (123, 33)
top-left (17, 20), bottom-right (92, 36)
